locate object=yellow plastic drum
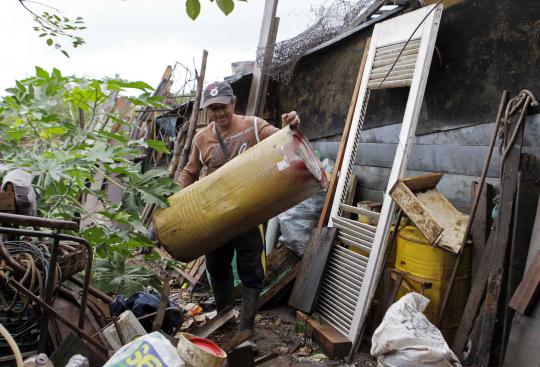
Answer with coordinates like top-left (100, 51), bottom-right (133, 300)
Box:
top-left (395, 226), bottom-right (470, 342)
top-left (153, 126), bottom-right (328, 262)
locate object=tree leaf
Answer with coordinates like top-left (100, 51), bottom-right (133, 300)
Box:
top-left (145, 139), bottom-right (170, 154)
top-left (186, 0), bottom-right (201, 20)
top-left (217, 0), bottom-right (234, 15)
top-left (47, 38), bottom-right (53, 46)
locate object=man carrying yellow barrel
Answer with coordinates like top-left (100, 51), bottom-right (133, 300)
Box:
top-left (177, 81), bottom-right (299, 337)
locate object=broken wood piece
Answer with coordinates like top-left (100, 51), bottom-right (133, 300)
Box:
top-left (222, 329), bottom-right (254, 353)
top-left (390, 173), bottom-right (469, 253)
top-left (255, 352), bottom-right (278, 365)
top-left (509, 250), bottom-right (540, 315)
top-left (228, 345), bottom-right (256, 367)
top-left (188, 258), bottom-right (206, 292)
top-left (193, 306), bottom-right (238, 338)
top-left (400, 172), bottom-right (443, 192)
top-left (152, 273), bottom-right (171, 332)
top-left (0, 192), bottom-right (15, 211)
top-left (258, 263), bottom-right (301, 309)
top-left (288, 227), bottom-right (337, 313)
top-left (307, 318), bottom-right (351, 359)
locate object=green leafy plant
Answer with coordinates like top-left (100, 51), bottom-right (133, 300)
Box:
top-left (92, 252), bottom-right (162, 295)
top-left (0, 66), bottom-right (179, 294)
top-left (18, 0), bottom-right (86, 57)
top-left (185, 0), bottom-right (248, 20)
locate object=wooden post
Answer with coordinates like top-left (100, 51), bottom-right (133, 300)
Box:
top-left (179, 50), bottom-right (208, 171)
top-left (245, 0), bottom-right (279, 116)
top-left (256, 16), bottom-right (280, 117)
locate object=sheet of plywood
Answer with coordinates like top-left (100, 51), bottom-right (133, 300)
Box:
top-left (288, 227), bottom-right (337, 313)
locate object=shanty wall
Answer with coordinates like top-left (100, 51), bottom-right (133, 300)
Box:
top-left (311, 114), bottom-right (540, 211)
top-left (277, 0), bottom-right (539, 139)
top-left (272, 0), bottom-right (540, 208)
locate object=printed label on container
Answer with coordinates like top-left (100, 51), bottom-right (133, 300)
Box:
top-left (277, 160), bottom-right (290, 171)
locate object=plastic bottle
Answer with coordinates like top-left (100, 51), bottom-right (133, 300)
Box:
top-left (64, 355), bottom-right (89, 367)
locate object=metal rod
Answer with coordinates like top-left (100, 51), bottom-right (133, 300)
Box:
top-left (0, 226), bottom-right (93, 332)
top-left (436, 90), bottom-right (508, 326)
top-left (38, 230), bottom-right (61, 353)
top-left (7, 277), bottom-right (108, 354)
top-left (0, 212), bottom-right (78, 230)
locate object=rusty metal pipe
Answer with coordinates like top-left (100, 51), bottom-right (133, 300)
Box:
top-left (0, 212), bottom-right (78, 230)
top-left (6, 277), bottom-right (108, 355)
top-left (68, 276), bottom-right (114, 305)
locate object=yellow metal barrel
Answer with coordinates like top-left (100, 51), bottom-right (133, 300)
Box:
top-left (395, 225), bottom-right (470, 342)
top-left (153, 126), bottom-right (328, 262)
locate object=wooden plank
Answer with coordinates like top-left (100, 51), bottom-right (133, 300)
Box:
top-left (470, 182), bottom-right (494, 279)
top-left (390, 182), bottom-right (443, 243)
top-left (245, 0), bottom-right (278, 116)
top-left (503, 198), bottom-right (540, 366)
top-left (401, 172), bottom-right (443, 192)
top-left (474, 118), bottom-right (524, 366)
top-left (258, 263), bottom-right (300, 309)
top-left (318, 37), bottom-right (372, 228)
top-left (509, 251), bottom-right (540, 314)
top-left (307, 318), bottom-right (352, 358)
top-left (193, 306), bottom-right (237, 338)
top-left (188, 258), bottom-right (206, 292)
top-left (0, 192), bottom-right (15, 211)
top-left (288, 227), bottom-right (337, 313)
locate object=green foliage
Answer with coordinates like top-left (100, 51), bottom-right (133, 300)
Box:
top-left (185, 0), bottom-right (247, 19)
top-left (0, 66), bottom-right (179, 295)
top-left (25, 4), bottom-right (86, 58)
top-left (92, 252), bottom-right (162, 295)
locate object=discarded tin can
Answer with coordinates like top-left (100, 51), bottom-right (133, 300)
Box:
top-left (176, 333), bottom-right (227, 367)
top-left (154, 126), bottom-right (328, 262)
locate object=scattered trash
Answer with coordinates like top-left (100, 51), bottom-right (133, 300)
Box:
top-left (104, 331), bottom-right (185, 367)
top-left (64, 354), bottom-right (90, 367)
top-left (371, 293), bottom-right (461, 367)
top-left (176, 332), bottom-right (227, 367)
top-left (110, 292), bottom-right (183, 334)
top-left (23, 353), bottom-right (53, 367)
top-left (311, 353), bottom-right (328, 361)
top-left (103, 310), bottom-right (147, 352)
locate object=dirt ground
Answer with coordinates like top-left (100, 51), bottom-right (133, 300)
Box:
top-left (208, 305), bottom-right (376, 367)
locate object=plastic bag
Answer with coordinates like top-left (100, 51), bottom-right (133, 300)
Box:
top-left (371, 293), bottom-right (461, 367)
top-left (277, 158), bottom-right (333, 256)
top-left (104, 331), bottom-right (185, 367)
top-left (110, 292), bottom-right (183, 334)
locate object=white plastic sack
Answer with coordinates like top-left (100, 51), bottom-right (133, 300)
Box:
top-left (104, 331), bottom-right (185, 367)
top-left (371, 293), bottom-right (461, 367)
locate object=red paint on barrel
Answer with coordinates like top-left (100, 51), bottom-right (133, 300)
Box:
top-left (190, 337), bottom-right (225, 357)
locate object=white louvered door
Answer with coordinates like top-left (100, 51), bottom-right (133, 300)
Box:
top-left (316, 4), bottom-right (443, 341)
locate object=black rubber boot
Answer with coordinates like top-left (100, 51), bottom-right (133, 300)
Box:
top-left (239, 287), bottom-right (260, 331)
top-left (211, 276), bottom-right (235, 312)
